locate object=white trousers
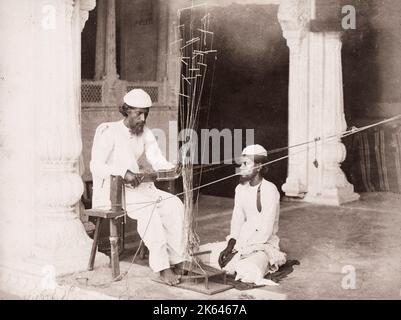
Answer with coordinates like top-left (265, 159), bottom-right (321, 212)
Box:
top-left (124, 182), bottom-right (185, 273)
top-left (199, 241), bottom-right (284, 285)
top-left (200, 242), bottom-right (268, 278)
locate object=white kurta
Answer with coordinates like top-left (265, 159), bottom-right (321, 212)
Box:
top-left (90, 120), bottom-right (185, 272)
top-left (200, 179), bottom-right (286, 285)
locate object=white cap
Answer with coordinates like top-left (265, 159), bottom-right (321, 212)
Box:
top-left (242, 144), bottom-right (268, 157)
top-left (123, 89), bottom-right (152, 108)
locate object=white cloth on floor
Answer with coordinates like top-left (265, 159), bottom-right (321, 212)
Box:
top-left (90, 120), bottom-right (185, 272)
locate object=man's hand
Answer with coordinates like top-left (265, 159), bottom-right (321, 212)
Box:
top-left (218, 238), bottom-right (237, 268)
top-left (140, 167), bottom-right (158, 182)
top-left (124, 170), bottom-right (144, 188)
top-left (155, 163), bottom-right (182, 181)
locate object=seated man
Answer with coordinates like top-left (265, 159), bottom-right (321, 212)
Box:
top-left (90, 89), bottom-right (184, 286)
top-left (202, 144), bottom-right (286, 285)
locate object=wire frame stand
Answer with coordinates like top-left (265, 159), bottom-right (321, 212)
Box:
top-left (174, 251), bottom-right (233, 295)
top-left (168, 2), bottom-right (232, 295)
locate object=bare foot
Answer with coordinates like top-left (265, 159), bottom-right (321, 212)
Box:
top-left (173, 261), bottom-right (186, 270)
top-left (159, 268), bottom-right (181, 286)
top-left (172, 262), bottom-right (189, 276)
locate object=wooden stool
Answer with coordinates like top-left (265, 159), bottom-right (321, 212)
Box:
top-left (139, 241), bottom-right (148, 260)
top-left (86, 175), bottom-right (125, 280)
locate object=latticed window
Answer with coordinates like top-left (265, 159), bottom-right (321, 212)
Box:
top-left (81, 83), bottom-right (102, 103)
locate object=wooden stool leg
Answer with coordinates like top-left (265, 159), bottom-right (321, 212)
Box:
top-left (109, 218), bottom-right (120, 279)
top-left (139, 241), bottom-right (146, 260)
top-left (88, 218), bottom-right (102, 271)
top-left (119, 218), bottom-right (125, 256)
top-left (205, 275), bottom-right (209, 290)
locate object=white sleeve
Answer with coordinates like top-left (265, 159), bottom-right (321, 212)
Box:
top-left (143, 127), bottom-right (174, 171)
top-left (227, 186), bottom-right (246, 241)
top-left (89, 124), bottom-right (128, 179)
top-left (247, 184), bottom-right (280, 245)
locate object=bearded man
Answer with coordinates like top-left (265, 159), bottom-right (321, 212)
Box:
top-left (201, 145), bottom-right (286, 285)
top-left (90, 89), bottom-right (184, 286)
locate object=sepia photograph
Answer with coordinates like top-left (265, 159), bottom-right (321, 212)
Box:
top-left (0, 0), bottom-right (401, 306)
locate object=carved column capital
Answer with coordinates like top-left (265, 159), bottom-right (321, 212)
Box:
top-left (278, 0), bottom-right (311, 35)
top-left (80, 0), bottom-right (96, 11)
top-left (79, 0), bottom-right (96, 31)
top-left (324, 31), bottom-right (343, 51)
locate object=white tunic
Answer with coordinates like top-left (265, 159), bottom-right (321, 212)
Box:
top-left (89, 120), bottom-right (185, 272)
top-left (90, 120), bottom-right (174, 209)
top-left (200, 179), bottom-right (286, 285)
top-left (229, 179), bottom-right (281, 254)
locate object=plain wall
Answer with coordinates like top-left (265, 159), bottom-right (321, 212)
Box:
top-left (192, 3), bottom-right (289, 197)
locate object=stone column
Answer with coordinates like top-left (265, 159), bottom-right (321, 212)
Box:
top-left (278, 0), bottom-right (359, 205)
top-left (33, 0), bottom-right (108, 275)
top-left (304, 32), bottom-right (359, 205)
top-left (278, 0), bottom-right (311, 198)
top-left (102, 0), bottom-right (121, 105)
top-left (157, 0), bottom-right (169, 105)
top-left (0, 0), bottom-right (37, 280)
top-left (0, 0), bottom-right (108, 297)
top-left (166, 0), bottom-right (187, 108)
top-left (104, 0), bottom-right (118, 81)
top-left (94, 0), bottom-right (118, 82)
top-left (94, 0), bottom-right (106, 80)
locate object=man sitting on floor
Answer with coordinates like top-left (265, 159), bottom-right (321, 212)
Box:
top-left (201, 144), bottom-right (286, 285)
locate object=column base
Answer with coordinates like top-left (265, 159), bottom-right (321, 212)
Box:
top-left (0, 259), bottom-right (113, 299)
top-left (32, 244), bottom-right (110, 276)
top-left (282, 178), bottom-right (306, 198)
top-left (0, 249), bottom-right (109, 298)
top-left (303, 185), bottom-right (360, 206)
top-left (33, 208), bottom-right (110, 277)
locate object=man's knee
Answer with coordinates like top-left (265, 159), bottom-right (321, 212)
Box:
top-left (166, 193), bottom-right (183, 205)
top-left (136, 217), bottom-right (164, 240)
top-left (143, 238), bottom-right (168, 252)
top-left (165, 195), bottom-right (184, 214)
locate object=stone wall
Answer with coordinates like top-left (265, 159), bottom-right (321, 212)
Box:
top-left (81, 107), bottom-right (178, 182)
top-left (118, 0), bottom-right (159, 81)
top-left (80, 0), bottom-right (177, 183)
top-left (342, 0), bottom-right (401, 120)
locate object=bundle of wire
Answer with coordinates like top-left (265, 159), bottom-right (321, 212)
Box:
top-left (176, 3), bottom-right (216, 268)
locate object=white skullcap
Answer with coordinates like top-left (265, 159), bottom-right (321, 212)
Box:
top-left (242, 144), bottom-right (268, 157)
top-left (123, 89), bottom-right (152, 108)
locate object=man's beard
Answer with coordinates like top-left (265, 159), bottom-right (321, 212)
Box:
top-left (129, 122), bottom-right (145, 136)
top-left (238, 168), bottom-right (258, 184)
top-left (239, 175), bottom-right (250, 184)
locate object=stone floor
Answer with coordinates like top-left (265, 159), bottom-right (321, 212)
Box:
top-left (194, 192), bottom-right (401, 299)
top-left (3, 192), bottom-right (401, 300)
top-left (277, 192), bottom-right (401, 299)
